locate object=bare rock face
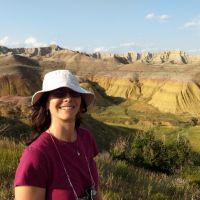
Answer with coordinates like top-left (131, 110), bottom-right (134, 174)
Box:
top-left (90, 74), bottom-right (200, 115)
top-left (150, 51), bottom-right (189, 64)
top-left (188, 54), bottom-right (200, 64)
top-left (0, 45), bottom-right (63, 57)
top-left (148, 80), bottom-right (200, 114)
top-left (91, 75), bottom-right (142, 100)
top-left (119, 52), bottom-right (140, 63)
top-left (1, 45), bottom-right (200, 116)
top-left (0, 54), bottom-right (39, 67)
top-left (93, 50), bottom-right (199, 65)
top-left (14, 45), bottom-right (63, 57)
top-left (0, 54), bottom-right (41, 97)
top-left (92, 52), bottom-right (129, 64)
top-left (0, 68), bottom-right (41, 97)
top-left (0, 46), bottom-right (11, 54)
top-left (93, 52), bottom-right (114, 60)
top-left (0, 45), bottom-right (200, 65)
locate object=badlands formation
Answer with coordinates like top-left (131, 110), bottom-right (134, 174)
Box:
top-left (1, 45), bottom-right (200, 116)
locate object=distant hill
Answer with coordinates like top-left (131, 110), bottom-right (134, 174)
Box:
top-left (1, 45), bottom-right (200, 65)
top-left (0, 44), bottom-right (63, 57)
top-left (93, 50), bottom-right (200, 65)
top-left (1, 45), bottom-right (200, 116)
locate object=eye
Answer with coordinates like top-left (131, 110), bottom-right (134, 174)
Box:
top-left (51, 90), bottom-right (65, 98)
top-left (69, 90), bottom-right (81, 97)
top-left (51, 89), bottom-right (81, 98)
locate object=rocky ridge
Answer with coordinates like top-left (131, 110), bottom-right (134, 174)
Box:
top-left (1, 45), bottom-right (200, 65)
top-left (0, 44), bottom-right (64, 57)
top-left (1, 45), bottom-right (200, 116)
top-left (93, 50), bottom-right (200, 65)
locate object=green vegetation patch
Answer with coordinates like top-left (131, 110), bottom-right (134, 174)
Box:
top-left (97, 153), bottom-right (200, 200)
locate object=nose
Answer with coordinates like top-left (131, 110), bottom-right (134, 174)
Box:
top-left (63, 92), bottom-right (73, 99)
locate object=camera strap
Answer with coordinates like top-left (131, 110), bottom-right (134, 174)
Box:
top-left (50, 134), bottom-right (96, 200)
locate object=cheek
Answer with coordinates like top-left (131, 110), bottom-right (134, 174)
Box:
top-left (48, 99), bottom-right (60, 111)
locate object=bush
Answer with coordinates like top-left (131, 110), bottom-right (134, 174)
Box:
top-left (190, 117), bottom-right (198, 126)
top-left (110, 131), bottom-right (194, 174)
top-left (150, 193), bottom-right (169, 200)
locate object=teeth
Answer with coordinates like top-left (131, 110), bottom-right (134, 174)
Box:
top-left (59, 106), bottom-right (75, 110)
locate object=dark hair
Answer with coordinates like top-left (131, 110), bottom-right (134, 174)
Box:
top-left (26, 92), bottom-right (87, 145)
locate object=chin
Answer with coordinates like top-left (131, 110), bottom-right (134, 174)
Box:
top-left (61, 116), bottom-right (76, 122)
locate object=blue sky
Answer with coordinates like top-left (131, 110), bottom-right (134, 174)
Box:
top-left (0, 0), bottom-right (200, 54)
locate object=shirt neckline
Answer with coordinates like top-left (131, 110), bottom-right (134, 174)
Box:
top-left (44, 129), bottom-right (80, 145)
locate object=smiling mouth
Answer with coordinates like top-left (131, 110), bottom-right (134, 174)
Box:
top-left (59, 105), bottom-right (75, 110)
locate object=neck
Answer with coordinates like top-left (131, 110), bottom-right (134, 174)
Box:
top-left (48, 122), bottom-right (77, 142)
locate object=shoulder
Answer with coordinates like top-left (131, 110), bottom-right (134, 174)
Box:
top-left (28, 132), bottom-right (52, 153)
top-left (20, 132), bottom-right (52, 164)
top-left (20, 144), bottom-right (47, 167)
top-left (78, 127), bottom-right (99, 157)
top-left (14, 133), bottom-right (52, 187)
top-left (77, 127), bottom-right (94, 140)
top-left (77, 127), bottom-right (92, 137)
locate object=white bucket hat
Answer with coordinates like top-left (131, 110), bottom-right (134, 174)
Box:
top-left (31, 70), bottom-right (95, 106)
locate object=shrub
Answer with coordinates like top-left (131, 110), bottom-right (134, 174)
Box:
top-left (150, 193), bottom-right (169, 200)
top-left (190, 117), bottom-right (198, 126)
top-left (110, 131), bottom-right (194, 174)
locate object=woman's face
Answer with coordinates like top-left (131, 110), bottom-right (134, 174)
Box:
top-left (47, 87), bottom-right (81, 123)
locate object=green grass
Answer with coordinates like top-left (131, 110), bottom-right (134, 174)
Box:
top-left (181, 126), bottom-right (200, 152)
top-left (91, 99), bottom-right (200, 152)
top-left (97, 153), bottom-right (200, 200)
top-left (152, 126), bottom-right (200, 152)
top-left (0, 138), bottom-right (24, 200)
top-left (182, 166), bottom-right (200, 185)
top-left (90, 100), bottom-right (200, 190)
top-left (2, 139), bottom-right (200, 200)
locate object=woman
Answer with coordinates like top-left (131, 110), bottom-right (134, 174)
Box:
top-left (14, 70), bottom-right (102, 200)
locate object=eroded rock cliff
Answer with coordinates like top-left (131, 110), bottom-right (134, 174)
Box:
top-left (1, 46), bottom-right (200, 116)
top-left (90, 75), bottom-right (200, 115)
top-left (93, 50), bottom-right (200, 65)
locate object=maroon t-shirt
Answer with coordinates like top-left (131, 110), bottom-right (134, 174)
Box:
top-left (14, 128), bottom-right (99, 200)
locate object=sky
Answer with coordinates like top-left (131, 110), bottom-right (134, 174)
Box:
top-left (0, 0), bottom-right (200, 54)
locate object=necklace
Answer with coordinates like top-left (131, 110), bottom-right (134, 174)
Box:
top-left (49, 134), bottom-right (95, 200)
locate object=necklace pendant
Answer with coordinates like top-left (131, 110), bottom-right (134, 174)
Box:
top-left (77, 151), bottom-right (80, 156)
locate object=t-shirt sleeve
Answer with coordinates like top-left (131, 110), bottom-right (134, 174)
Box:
top-left (14, 146), bottom-right (48, 188)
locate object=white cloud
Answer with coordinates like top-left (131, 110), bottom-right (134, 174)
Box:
top-left (145, 13), bottom-right (170, 22)
top-left (141, 47), bottom-right (159, 53)
top-left (183, 16), bottom-right (200, 29)
top-left (0, 36), bottom-right (160, 54)
top-left (90, 43), bottom-right (160, 54)
top-left (145, 13), bottom-right (155, 20)
top-left (120, 42), bottom-right (136, 47)
top-left (93, 47), bottom-right (108, 52)
top-left (62, 41), bottom-right (159, 54)
top-left (0, 36), bottom-right (49, 48)
top-left (159, 15), bottom-right (170, 21)
top-left (24, 37), bottom-right (46, 47)
top-left (0, 36), bottom-right (9, 46)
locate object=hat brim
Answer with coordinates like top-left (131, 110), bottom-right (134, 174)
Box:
top-left (31, 86), bottom-right (95, 106)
